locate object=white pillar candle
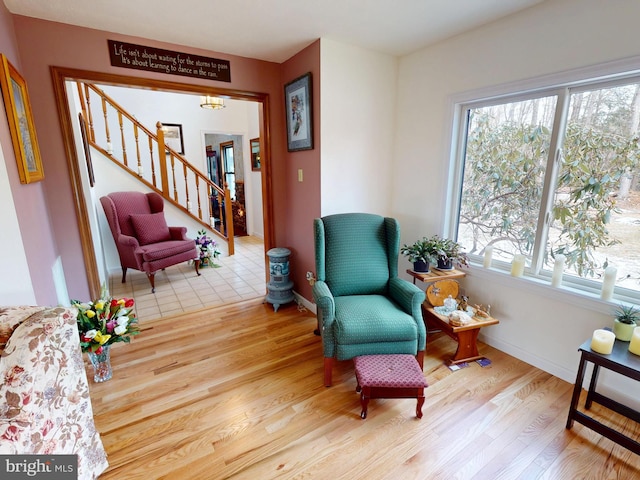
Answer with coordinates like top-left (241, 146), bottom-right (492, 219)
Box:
top-left (510, 254), bottom-right (526, 277)
top-left (137, 165), bottom-right (144, 176)
top-left (629, 327), bottom-right (640, 356)
top-left (187, 201), bottom-right (192, 211)
top-left (106, 141), bottom-right (113, 155)
top-left (590, 329), bottom-right (615, 354)
top-left (551, 254), bottom-right (566, 287)
top-left (209, 216), bottom-right (215, 227)
top-left (483, 245), bottom-right (494, 268)
top-left (600, 266), bottom-right (617, 301)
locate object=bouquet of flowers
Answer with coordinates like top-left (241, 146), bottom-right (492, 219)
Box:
top-left (71, 295), bottom-right (140, 353)
top-left (195, 229), bottom-right (221, 266)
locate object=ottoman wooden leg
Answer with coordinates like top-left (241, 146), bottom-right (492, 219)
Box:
top-left (416, 390), bottom-right (425, 419)
top-left (360, 386), bottom-right (370, 419)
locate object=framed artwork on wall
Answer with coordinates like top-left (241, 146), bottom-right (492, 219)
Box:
top-left (284, 72), bottom-right (313, 152)
top-left (0, 54), bottom-right (44, 184)
top-left (162, 122), bottom-right (184, 155)
top-left (250, 137), bottom-right (261, 171)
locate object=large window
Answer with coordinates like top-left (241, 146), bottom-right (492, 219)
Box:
top-left (454, 78), bottom-right (640, 299)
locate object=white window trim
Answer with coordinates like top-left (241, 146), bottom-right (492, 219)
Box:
top-left (443, 55), bottom-right (640, 305)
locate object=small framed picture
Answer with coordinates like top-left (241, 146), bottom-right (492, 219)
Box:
top-left (162, 123), bottom-right (184, 155)
top-left (250, 137), bottom-right (261, 171)
top-left (0, 54), bottom-right (44, 183)
top-left (284, 73), bottom-right (313, 152)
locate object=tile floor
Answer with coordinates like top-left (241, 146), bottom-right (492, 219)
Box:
top-left (109, 235), bottom-right (266, 321)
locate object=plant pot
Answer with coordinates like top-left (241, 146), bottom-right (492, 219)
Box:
top-left (436, 259), bottom-right (453, 270)
top-left (613, 319), bottom-right (636, 341)
top-left (412, 260), bottom-right (430, 273)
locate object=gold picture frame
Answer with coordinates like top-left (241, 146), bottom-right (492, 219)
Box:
top-left (0, 54), bottom-right (44, 184)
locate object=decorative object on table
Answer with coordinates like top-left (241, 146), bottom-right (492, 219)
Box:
top-left (195, 229), bottom-right (221, 267)
top-left (457, 295), bottom-right (469, 312)
top-left (265, 247), bottom-right (295, 312)
top-left (72, 294), bottom-right (140, 383)
top-left (0, 54), bottom-right (44, 184)
top-left (443, 294), bottom-right (458, 313)
top-left (473, 304), bottom-right (491, 318)
top-left (551, 253), bottom-right (566, 287)
top-left (629, 327), bottom-right (640, 356)
top-left (426, 279), bottom-right (459, 306)
top-left (612, 304), bottom-right (640, 341)
top-left (285, 72), bottom-right (313, 152)
top-left (420, 235), bottom-right (469, 271)
top-left (590, 329), bottom-right (615, 354)
top-left (510, 254), bottom-right (526, 277)
top-left (482, 245), bottom-right (494, 268)
top-left (400, 237), bottom-right (433, 273)
top-left (600, 265), bottom-right (617, 301)
top-left (448, 310), bottom-right (472, 326)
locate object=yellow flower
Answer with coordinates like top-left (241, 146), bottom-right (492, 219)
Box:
top-left (94, 331), bottom-right (111, 345)
top-left (86, 310), bottom-right (96, 318)
top-left (95, 301), bottom-right (105, 310)
top-left (117, 298), bottom-right (125, 306)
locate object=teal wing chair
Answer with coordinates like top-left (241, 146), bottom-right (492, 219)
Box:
top-left (313, 213), bottom-right (426, 386)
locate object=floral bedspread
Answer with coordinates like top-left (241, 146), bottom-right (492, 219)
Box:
top-left (0, 306), bottom-right (108, 479)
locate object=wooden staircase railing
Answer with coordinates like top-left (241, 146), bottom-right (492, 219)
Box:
top-left (76, 81), bottom-right (234, 255)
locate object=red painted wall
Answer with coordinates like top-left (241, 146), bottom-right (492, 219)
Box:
top-left (0, 5), bottom-right (60, 304)
top-left (10, 15), bottom-right (321, 303)
top-left (281, 41), bottom-right (321, 302)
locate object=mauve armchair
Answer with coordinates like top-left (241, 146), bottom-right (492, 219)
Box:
top-left (313, 213), bottom-right (426, 387)
top-left (100, 191), bottom-right (200, 293)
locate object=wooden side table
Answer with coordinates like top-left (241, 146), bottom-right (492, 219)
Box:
top-left (423, 306), bottom-right (499, 364)
top-left (406, 268), bottom-right (466, 285)
top-left (566, 337), bottom-right (640, 455)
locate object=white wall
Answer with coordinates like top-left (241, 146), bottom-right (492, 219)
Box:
top-left (0, 142), bottom-right (35, 304)
top-left (320, 39), bottom-right (398, 216)
top-left (395, 0), bottom-right (640, 407)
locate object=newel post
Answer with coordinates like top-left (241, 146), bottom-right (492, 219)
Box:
top-left (156, 122), bottom-right (170, 198)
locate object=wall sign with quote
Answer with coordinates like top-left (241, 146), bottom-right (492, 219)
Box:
top-left (108, 40), bottom-right (231, 82)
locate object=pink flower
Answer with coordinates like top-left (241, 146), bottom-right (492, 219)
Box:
top-left (5, 365), bottom-right (25, 387)
top-left (1, 425), bottom-right (21, 442)
top-left (106, 320), bottom-right (116, 333)
top-left (41, 419), bottom-right (54, 437)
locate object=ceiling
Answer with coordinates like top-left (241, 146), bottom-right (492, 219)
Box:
top-left (4, 0), bottom-right (545, 63)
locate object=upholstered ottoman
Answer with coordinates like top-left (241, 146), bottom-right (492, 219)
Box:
top-left (354, 354), bottom-right (428, 419)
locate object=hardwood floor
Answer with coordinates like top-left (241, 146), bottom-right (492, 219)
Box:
top-left (87, 299), bottom-right (640, 479)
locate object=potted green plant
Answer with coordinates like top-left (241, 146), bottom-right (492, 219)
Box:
top-left (424, 235), bottom-right (469, 270)
top-left (400, 238), bottom-right (434, 272)
top-left (612, 304), bottom-right (640, 341)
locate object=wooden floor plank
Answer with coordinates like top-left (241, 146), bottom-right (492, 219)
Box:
top-left (85, 299), bottom-right (640, 479)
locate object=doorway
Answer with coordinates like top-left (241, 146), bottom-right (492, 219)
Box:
top-left (51, 67), bottom-right (274, 300)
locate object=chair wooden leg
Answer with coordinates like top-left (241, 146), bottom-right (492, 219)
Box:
top-left (416, 350), bottom-right (424, 370)
top-left (194, 259), bottom-right (201, 276)
top-left (121, 267), bottom-right (128, 284)
top-left (148, 273), bottom-right (156, 293)
top-left (324, 357), bottom-right (334, 387)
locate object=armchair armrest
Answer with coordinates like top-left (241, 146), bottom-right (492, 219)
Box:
top-left (118, 233), bottom-right (140, 248)
top-left (389, 277), bottom-right (426, 350)
top-left (169, 226), bottom-right (188, 241)
top-left (312, 280), bottom-right (335, 332)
